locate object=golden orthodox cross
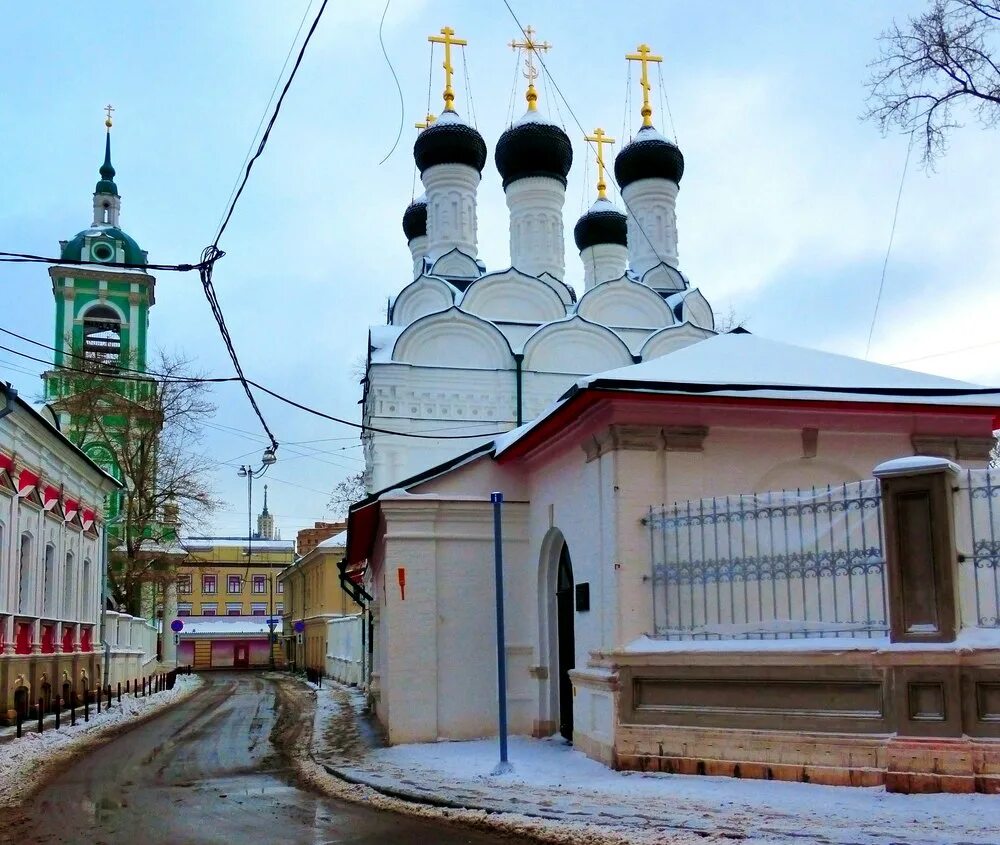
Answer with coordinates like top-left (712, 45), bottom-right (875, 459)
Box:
top-left (415, 113), bottom-right (437, 131)
top-left (104, 103), bottom-right (115, 128)
top-left (625, 43), bottom-right (663, 127)
top-left (428, 26), bottom-right (467, 112)
top-left (584, 128), bottom-right (616, 199)
top-left (509, 25), bottom-right (551, 111)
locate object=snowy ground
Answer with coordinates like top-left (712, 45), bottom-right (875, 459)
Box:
top-left (308, 681), bottom-right (1000, 845)
top-left (0, 673), bottom-right (202, 808)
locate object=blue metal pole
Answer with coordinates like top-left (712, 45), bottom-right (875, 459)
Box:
top-left (491, 491), bottom-right (511, 772)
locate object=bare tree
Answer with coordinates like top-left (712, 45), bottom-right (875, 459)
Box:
top-left (864, 0), bottom-right (1000, 164)
top-left (714, 305), bottom-right (747, 333)
top-left (328, 471), bottom-right (366, 518)
top-left (55, 351), bottom-right (219, 614)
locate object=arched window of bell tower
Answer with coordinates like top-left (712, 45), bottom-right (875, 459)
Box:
top-left (81, 304), bottom-right (123, 370)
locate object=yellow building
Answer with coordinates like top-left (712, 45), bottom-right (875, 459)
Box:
top-left (277, 530), bottom-right (358, 673)
top-left (174, 537), bottom-right (294, 668)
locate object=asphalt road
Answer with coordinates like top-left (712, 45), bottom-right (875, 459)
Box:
top-left (5, 672), bottom-right (518, 845)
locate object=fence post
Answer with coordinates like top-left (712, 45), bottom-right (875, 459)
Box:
top-left (70, 693), bottom-right (76, 726)
top-left (55, 702), bottom-right (60, 730)
top-left (107, 685), bottom-right (112, 709)
top-left (874, 457), bottom-right (961, 643)
top-left (37, 699), bottom-right (43, 734)
top-left (84, 689), bottom-right (90, 722)
top-left (118, 682), bottom-right (122, 703)
top-left (96, 687), bottom-right (101, 714)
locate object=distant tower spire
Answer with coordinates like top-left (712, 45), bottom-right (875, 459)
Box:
top-left (256, 484), bottom-right (275, 540)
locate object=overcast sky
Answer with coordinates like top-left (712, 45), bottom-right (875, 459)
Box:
top-left (4, 0), bottom-right (999, 539)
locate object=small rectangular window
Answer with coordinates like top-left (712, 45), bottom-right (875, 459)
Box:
top-left (252, 575), bottom-right (266, 594)
top-left (228, 575), bottom-right (242, 593)
top-left (203, 575), bottom-right (217, 594)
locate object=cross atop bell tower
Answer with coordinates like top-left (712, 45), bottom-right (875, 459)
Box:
top-left (428, 26), bottom-right (468, 112)
top-left (626, 43), bottom-right (663, 128)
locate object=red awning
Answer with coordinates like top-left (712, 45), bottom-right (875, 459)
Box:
top-left (17, 467), bottom-right (39, 498)
top-left (81, 508), bottom-right (96, 531)
top-left (42, 485), bottom-right (60, 511)
top-left (345, 499), bottom-right (381, 568)
top-left (63, 498), bottom-right (80, 523)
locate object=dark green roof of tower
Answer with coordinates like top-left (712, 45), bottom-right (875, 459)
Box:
top-left (96, 131), bottom-right (118, 196)
top-left (60, 226), bottom-right (146, 266)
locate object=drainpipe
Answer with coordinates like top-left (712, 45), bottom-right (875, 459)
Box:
top-left (514, 355), bottom-right (523, 427)
top-left (0, 384), bottom-right (17, 420)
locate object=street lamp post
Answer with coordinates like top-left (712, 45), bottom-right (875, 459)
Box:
top-left (237, 447), bottom-right (277, 670)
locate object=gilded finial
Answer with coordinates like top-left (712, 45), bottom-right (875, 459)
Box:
top-left (509, 25), bottom-right (551, 112)
top-left (584, 128), bottom-right (615, 199)
top-left (104, 103), bottom-right (115, 129)
top-left (415, 113), bottom-right (437, 131)
top-left (625, 44), bottom-right (663, 128)
top-left (428, 26), bottom-right (468, 112)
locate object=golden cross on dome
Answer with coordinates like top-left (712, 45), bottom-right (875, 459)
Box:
top-left (625, 43), bottom-right (663, 127)
top-left (509, 25), bottom-right (551, 111)
top-left (584, 128), bottom-right (616, 199)
top-left (415, 113), bottom-right (436, 131)
top-left (428, 26), bottom-right (468, 112)
top-left (104, 103), bottom-right (115, 129)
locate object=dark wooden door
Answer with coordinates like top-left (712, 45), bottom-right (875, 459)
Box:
top-left (233, 642), bottom-right (249, 668)
top-left (556, 543), bottom-right (575, 743)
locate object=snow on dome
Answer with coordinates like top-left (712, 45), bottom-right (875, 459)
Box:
top-left (495, 111), bottom-right (572, 189)
top-left (413, 110), bottom-right (487, 174)
top-left (574, 197), bottom-right (627, 250)
top-left (614, 125), bottom-right (684, 189)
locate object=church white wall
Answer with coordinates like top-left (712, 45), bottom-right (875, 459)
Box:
top-left (522, 319), bottom-right (634, 376)
top-left (407, 235), bottom-right (428, 280)
top-left (460, 272), bottom-right (565, 324)
top-left (422, 163), bottom-right (480, 260)
top-left (505, 177), bottom-right (567, 281)
top-left (576, 277), bottom-right (675, 329)
top-left (390, 276), bottom-right (455, 326)
top-left (580, 244), bottom-right (627, 290)
top-left (622, 177), bottom-right (679, 275)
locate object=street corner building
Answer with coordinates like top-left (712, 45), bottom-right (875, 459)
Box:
top-left (0, 384), bottom-right (122, 723)
top-left (345, 30), bottom-right (1000, 795)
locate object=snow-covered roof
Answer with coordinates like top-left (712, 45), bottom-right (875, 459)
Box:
top-left (574, 333), bottom-right (999, 406)
top-left (317, 529), bottom-right (348, 549)
top-left (369, 324), bottom-right (407, 363)
top-left (176, 616), bottom-right (272, 636)
top-left (182, 537), bottom-right (294, 552)
top-left (493, 332), bottom-right (1000, 458)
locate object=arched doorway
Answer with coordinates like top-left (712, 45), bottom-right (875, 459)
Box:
top-left (556, 544), bottom-right (575, 742)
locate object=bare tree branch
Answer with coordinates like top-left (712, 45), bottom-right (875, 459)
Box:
top-left (864, 0), bottom-right (1000, 165)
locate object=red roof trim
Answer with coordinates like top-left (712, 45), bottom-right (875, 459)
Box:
top-left (496, 389), bottom-right (1000, 463)
top-left (345, 500), bottom-right (381, 568)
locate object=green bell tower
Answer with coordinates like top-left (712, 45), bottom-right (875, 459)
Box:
top-left (42, 107), bottom-right (157, 513)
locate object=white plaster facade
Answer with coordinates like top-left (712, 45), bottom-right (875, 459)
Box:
top-left (353, 334), bottom-right (999, 759)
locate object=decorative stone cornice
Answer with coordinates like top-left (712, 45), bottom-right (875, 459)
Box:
top-left (912, 435), bottom-right (995, 463)
top-left (584, 424), bottom-right (708, 462)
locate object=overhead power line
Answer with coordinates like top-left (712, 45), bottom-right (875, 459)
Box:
top-left (0, 328), bottom-right (508, 441)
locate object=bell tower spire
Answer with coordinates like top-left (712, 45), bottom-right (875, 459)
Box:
top-left (93, 105), bottom-right (121, 226)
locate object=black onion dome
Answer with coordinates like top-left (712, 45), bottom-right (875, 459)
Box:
top-left (413, 110), bottom-right (487, 174)
top-left (402, 197), bottom-right (427, 242)
top-left (614, 126), bottom-right (684, 189)
top-left (573, 199), bottom-right (627, 251)
top-left (495, 113), bottom-right (573, 189)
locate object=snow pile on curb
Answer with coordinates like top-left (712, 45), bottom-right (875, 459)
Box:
top-left (0, 673), bottom-right (202, 808)
top-left (335, 735), bottom-right (1000, 845)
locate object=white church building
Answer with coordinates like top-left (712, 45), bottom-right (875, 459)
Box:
top-left (347, 33), bottom-right (1000, 793)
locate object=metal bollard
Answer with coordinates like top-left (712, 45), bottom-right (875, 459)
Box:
top-left (96, 687), bottom-right (101, 714)
top-left (126, 679), bottom-right (130, 694)
top-left (38, 698), bottom-right (44, 734)
top-left (55, 702), bottom-right (60, 730)
top-left (117, 682), bottom-right (122, 703)
top-left (70, 693), bottom-right (76, 727)
top-left (107, 685), bottom-right (112, 710)
top-left (84, 689), bottom-right (90, 722)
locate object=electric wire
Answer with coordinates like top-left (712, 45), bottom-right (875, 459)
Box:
top-left (376, 0), bottom-right (405, 165)
top-left (0, 334), bottom-right (509, 441)
top-left (461, 46), bottom-right (478, 128)
top-left (865, 130), bottom-right (915, 359)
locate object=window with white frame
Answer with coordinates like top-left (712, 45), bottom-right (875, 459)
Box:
top-left (202, 575), bottom-right (217, 594)
top-left (81, 558), bottom-right (92, 620)
top-left (252, 575), bottom-right (266, 594)
top-left (177, 603), bottom-right (192, 617)
top-left (63, 551), bottom-right (75, 619)
top-left (18, 532), bottom-right (32, 614)
top-left (228, 575), bottom-right (241, 593)
top-left (251, 603), bottom-right (267, 616)
top-left (177, 574), bottom-right (192, 594)
top-left (276, 579), bottom-right (284, 593)
top-left (201, 603), bottom-right (217, 616)
top-left (43, 543), bottom-right (55, 617)
top-left (275, 603), bottom-right (284, 614)
top-left (226, 602), bottom-right (242, 616)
